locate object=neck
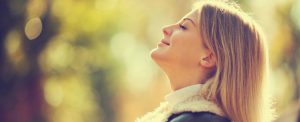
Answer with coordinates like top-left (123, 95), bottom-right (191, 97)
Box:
top-left (164, 67), bottom-right (208, 91)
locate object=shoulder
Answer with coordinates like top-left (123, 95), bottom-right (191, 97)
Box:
top-left (167, 112), bottom-right (231, 122)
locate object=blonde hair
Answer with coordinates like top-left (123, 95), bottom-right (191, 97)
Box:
top-left (194, 1), bottom-right (275, 122)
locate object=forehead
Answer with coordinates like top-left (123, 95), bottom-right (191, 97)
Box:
top-left (181, 9), bottom-right (200, 25)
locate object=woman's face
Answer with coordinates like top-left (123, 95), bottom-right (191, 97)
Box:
top-left (151, 9), bottom-right (208, 69)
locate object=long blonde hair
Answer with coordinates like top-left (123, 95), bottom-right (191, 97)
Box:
top-left (194, 1), bottom-right (274, 122)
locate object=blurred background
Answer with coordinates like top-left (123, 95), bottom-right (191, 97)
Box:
top-left (0, 0), bottom-right (299, 122)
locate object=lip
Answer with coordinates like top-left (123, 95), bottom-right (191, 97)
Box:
top-left (159, 39), bottom-right (170, 46)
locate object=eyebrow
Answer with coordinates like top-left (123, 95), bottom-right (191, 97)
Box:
top-left (182, 18), bottom-right (196, 26)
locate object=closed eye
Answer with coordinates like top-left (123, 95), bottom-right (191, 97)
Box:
top-left (179, 24), bottom-right (187, 30)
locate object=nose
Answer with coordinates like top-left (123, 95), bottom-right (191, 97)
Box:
top-left (162, 25), bottom-right (173, 36)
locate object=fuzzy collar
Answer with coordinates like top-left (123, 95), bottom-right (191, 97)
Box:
top-left (165, 84), bottom-right (202, 107)
top-left (135, 93), bottom-right (226, 122)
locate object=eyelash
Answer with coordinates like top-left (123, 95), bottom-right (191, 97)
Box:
top-left (179, 24), bottom-right (187, 30)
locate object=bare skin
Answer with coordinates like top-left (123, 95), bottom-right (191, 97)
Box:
top-left (150, 9), bottom-right (216, 91)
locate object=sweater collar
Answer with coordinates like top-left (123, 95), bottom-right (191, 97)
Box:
top-left (164, 84), bottom-right (202, 107)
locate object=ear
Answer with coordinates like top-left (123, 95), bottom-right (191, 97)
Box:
top-left (199, 51), bottom-right (216, 68)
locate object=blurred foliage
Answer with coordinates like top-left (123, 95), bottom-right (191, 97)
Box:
top-left (0, 0), bottom-right (299, 122)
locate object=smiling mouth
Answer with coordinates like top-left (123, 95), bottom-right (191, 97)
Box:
top-left (161, 40), bottom-right (170, 46)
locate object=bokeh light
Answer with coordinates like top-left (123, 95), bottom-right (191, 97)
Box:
top-left (25, 17), bottom-right (43, 40)
top-left (0, 0), bottom-right (300, 122)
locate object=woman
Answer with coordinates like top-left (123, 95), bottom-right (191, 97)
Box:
top-left (136, 0), bottom-right (274, 122)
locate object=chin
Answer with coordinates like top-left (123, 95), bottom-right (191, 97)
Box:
top-left (150, 47), bottom-right (171, 69)
top-left (150, 41), bottom-right (170, 60)
top-left (150, 47), bottom-right (164, 62)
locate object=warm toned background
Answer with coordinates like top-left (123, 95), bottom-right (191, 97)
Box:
top-left (0, 0), bottom-right (299, 122)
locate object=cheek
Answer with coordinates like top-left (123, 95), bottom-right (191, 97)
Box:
top-left (150, 32), bottom-right (202, 66)
top-left (171, 33), bottom-right (201, 54)
top-left (169, 34), bottom-right (202, 64)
